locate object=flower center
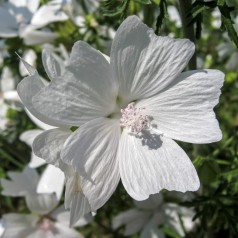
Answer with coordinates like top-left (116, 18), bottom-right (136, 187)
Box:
top-left (120, 102), bottom-right (148, 133)
top-left (39, 218), bottom-right (53, 232)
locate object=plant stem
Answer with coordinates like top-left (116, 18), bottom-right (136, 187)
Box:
top-left (179, 0), bottom-right (197, 70)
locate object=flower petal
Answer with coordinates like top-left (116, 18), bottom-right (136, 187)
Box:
top-left (112, 209), bottom-right (151, 236)
top-left (32, 128), bottom-right (71, 167)
top-left (17, 74), bottom-right (65, 127)
top-left (32, 41), bottom-right (117, 126)
top-left (37, 165), bottom-right (65, 201)
top-left (1, 167), bottom-right (39, 197)
top-left (42, 48), bottom-right (64, 80)
top-left (134, 194), bottom-right (163, 210)
top-left (54, 223), bottom-right (84, 238)
top-left (31, 1), bottom-right (68, 27)
top-left (110, 15), bottom-right (195, 102)
top-left (2, 214), bottom-right (38, 238)
top-left (26, 193), bottom-right (59, 215)
top-left (139, 69), bottom-right (224, 143)
top-left (119, 131), bottom-right (200, 201)
top-left (0, 6), bottom-right (18, 38)
top-left (62, 117), bottom-right (120, 210)
top-left (22, 28), bottom-right (58, 45)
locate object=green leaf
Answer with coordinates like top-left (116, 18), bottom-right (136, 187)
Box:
top-left (134, 0), bottom-right (151, 4)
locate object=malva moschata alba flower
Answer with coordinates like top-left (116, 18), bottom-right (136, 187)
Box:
top-left (17, 15), bottom-right (224, 213)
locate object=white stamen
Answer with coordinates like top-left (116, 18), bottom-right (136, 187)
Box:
top-left (120, 102), bottom-right (148, 133)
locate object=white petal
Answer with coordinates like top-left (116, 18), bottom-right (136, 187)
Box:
top-left (26, 193), bottom-right (59, 215)
top-left (26, 0), bottom-right (40, 13)
top-left (62, 117), bottom-right (120, 210)
top-left (119, 132), bottom-right (200, 201)
top-left (68, 191), bottom-right (91, 227)
top-left (139, 69), bottom-right (224, 143)
top-left (20, 129), bottom-right (43, 147)
top-left (42, 48), bottom-right (63, 80)
top-left (0, 219), bottom-right (4, 237)
top-left (110, 16), bottom-right (195, 102)
top-left (32, 41), bottom-right (117, 126)
top-left (134, 194), bottom-right (163, 210)
top-left (22, 29), bottom-right (58, 45)
top-left (113, 209), bottom-right (150, 236)
top-left (1, 67), bottom-right (15, 92)
top-left (37, 165), bottom-right (65, 201)
top-left (29, 154), bottom-right (46, 168)
top-left (0, 6), bottom-right (18, 38)
top-left (33, 128), bottom-right (71, 167)
top-left (2, 214), bottom-right (38, 238)
top-left (60, 163), bottom-right (92, 227)
top-left (26, 109), bottom-right (55, 130)
top-left (54, 223), bottom-right (84, 238)
top-left (31, 2), bottom-right (68, 27)
top-left (17, 74), bottom-right (65, 127)
top-left (19, 49), bottom-right (37, 77)
top-left (1, 167), bottom-right (39, 197)
top-left (141, 225), bottom-right (165, 238)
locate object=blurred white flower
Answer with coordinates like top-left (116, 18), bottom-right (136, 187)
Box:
top-left (1, 166), bottom-right (64, 200)
top-left (17, 16), bottom-right (224, 213)
top-left (1, 199), bottom-right (87, 238)
top-left (0, 0), bottom-right (68, 45)
top-left (0, 67), bottom-right (21, 130)
top-left (216, 16), bottom-right (238, 72)
top-left (167, 6), bottom-right (182, 28)
top-left (211, 8), bottom-right (221, 29)
top-left (113, 194), bottom-right (196, 238)
top-left (1, 166), bottom-right (92, 237)
top-left (0, 40), bottom-right (9, 66)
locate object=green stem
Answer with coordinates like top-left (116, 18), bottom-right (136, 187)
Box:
top-left (178, 0), bottom-right (197, 70)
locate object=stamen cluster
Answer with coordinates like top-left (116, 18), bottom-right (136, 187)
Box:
top-left (120, 102), bottom-right (148, 133)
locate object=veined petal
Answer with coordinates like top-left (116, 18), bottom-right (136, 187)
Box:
top-left (110, 16), bottom-right (195, 102)
top-left (37, 165), bottom-right (65, 201)
top-left (139, 69), bottom-right (224, 143)
top-left (32, 128), bottom-right (71, 167)
top-left (62, 117), bottom-right (121, 210)
top-left (32, 41), bottom-right (117, 126)
top-left (119, 131), bottom-right (200, 201)
top-left (26, 193), bottom-right (59, 215)
top-left (17, 74), bottom-right (65, 127)
top-left (42, 48), bottom-right (63, 80)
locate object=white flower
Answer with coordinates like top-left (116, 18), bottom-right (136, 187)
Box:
top-left (17, 16), bottom-right (224, 212)
top-left (0, 0), bottom-right (68, 45)
top-left (112, 194), bottom-right (196, 238)
top-left (167, 6), bottom-right (182, 28)
top-left (0, 67), bottom-right (21, 130)
top-left (1, 199), bottom-right (86, 238)
top-left (1, 166), bottom-right (64, 201)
